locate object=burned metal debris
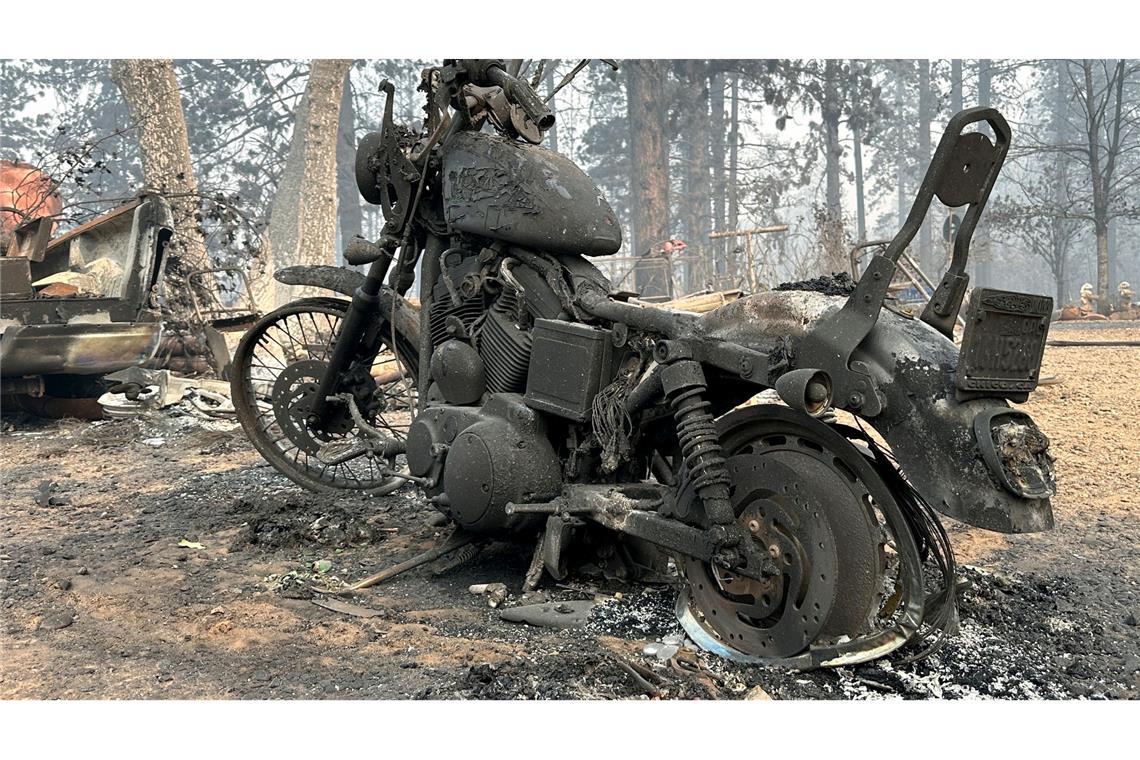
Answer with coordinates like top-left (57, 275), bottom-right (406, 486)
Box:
top-left (500, 599), bottom-right (595, 628)
top-left (1, 197), bottom-right (173, 402)
top-left (774, 271), bottom-right (857, 296)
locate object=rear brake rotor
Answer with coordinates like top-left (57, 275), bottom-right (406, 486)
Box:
top-left (679, 413), bottom-right (885, 660)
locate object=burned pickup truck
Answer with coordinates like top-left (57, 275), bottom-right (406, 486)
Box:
top-left (1, 195), bottom-right (173, 413)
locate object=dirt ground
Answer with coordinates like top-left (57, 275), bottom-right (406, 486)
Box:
top-left (1, 326), bottom-right (1137, 700)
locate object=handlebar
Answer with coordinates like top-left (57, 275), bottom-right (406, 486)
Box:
top-left (452, 59), bottom-right (555, 132)
top-left (484, 63), bottom-right (555, 130)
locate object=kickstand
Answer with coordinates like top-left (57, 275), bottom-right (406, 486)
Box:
top-left (431, 540), bottom-right (483, 576)
top-left (334, 530), bottom-right (475, 594)
top-left (522, 530), bottom-right (546, 593)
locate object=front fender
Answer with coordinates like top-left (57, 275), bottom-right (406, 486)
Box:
top-left (275, 264), bottom-right (366, 297)
top-left (697, 291), bottom-right (1054, 533)
top-left (273, 265), bottom-right (421, 349)
top-left (272, 265), bottom-right (423, 378)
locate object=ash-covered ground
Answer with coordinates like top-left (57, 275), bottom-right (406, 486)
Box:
top-left (1, 327), bottom-right (1137, 699)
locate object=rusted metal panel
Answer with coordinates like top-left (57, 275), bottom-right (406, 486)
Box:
top-left (0, 160), bottom-right (61, 248)
top-left (0, 258), bottom-right (32, 297)
top-left (0, 322), bottom-right (162, 376)
top-left (0, 196), bottom-right (172, 382)
top-left (5, 216), bottom-right (54, 261)
top-left (43, 199), bottom-right (144, 255)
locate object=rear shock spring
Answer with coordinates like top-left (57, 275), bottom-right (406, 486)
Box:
top-left (661, 360), bottom-right (735, 529)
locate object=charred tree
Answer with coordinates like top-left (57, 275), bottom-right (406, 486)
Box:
top-left (821, 59), bottom-right (844, 270)
top-left (822, 60), bottom-right (842, 218)
top-left (852, 122), bottom-right (866, 242)
top-left (988, 60), bottom-right (1083, 303)
top-left (917, 59), bottom-right (933, 274)
top-left (710, 70), bottom-right (727, 280)
top-left (1074, 59), bottom-right (1127, 314)
top-left (262, 59), bottom-right (352, 308)
top-left (1052, 61), bottom-right (1073, 300)
top-left (626, 60), bottom-right (670, 298)
top-left (728, 74), bottom-right (740, 233)
top-left (850, 61), bottom-right (868, 244)
top-left (975, 59), bottom-right (993, 288)
top-left (109, 59), bottom-right (210, 315)
top-left (894, 61), bottom-right (910, 230)
top-left (680, 60), bottom-right (712, 292)
top-left (727, 74), bottom-right (740, 283)
top-left (335, 65), bottom-right (363, 263)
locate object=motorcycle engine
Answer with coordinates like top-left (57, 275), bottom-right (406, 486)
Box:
top-left (425, 249), bottom-right (558, 398)
top-left (405, 250), bottom-right (565, 533)
top-left (406, 393), bottom-right (562, 533)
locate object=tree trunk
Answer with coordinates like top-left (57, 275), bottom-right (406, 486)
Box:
top-left (728, 74), bottom-right (740, 283)
top-left (710, 70), bottom-right (727, 279)
top-left (109, 59), bottom-right (209, 317)
top-left (1052, 233), bottom-right (1066, 303)
top-left (262, 59), bottom-right (352, 309)
top-left (853, 122), bottom-right (866, 242)
top-left (1079, 60), bottom-right (1111, 314)
top-left (1108, 218), bottom-right (1117, 298)
top-left (822, 59), bottom-right (844, 270)
top-left (335, 65), bottom-right (363, 265)
top-left (626, 60), bottom-right (671, 298)
top-left (894, 61), bottom-right (909, 229)
top-left (1094, 221), bottom-right (1110, 313)
top-left (976, 59), bottom-right (993, 288)
top-left (917, 59), bottom-right (933, 274)
top-left (681, 60), bottom-right (711, 292)
top-left (1051, 59), bottom-right (1071, 301)
top-left (823, 60), bottom-right (842, 217)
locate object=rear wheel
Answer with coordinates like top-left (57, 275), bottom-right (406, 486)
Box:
top-left (230, 298), bottom-right (416, 493)
top-left (677, 405), bottom-right (889, 661)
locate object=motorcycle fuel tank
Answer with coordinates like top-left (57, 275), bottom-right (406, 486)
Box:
top-left (441, 131), bottom-right (622, 257)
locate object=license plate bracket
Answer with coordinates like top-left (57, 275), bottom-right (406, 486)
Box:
top-left (957, 288), bottom-right (1052, 401)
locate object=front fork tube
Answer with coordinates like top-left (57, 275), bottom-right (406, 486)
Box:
top-left (308, 257), bottom-right (390, 426)
top-left (417, 235), bottom-right (445, 412)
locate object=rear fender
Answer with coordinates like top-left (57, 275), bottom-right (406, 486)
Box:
top-left (697, 291), bottom-right (1054, 533)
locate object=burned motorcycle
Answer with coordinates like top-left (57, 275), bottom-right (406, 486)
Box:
top-left (231, 60), bottom-right (1055, 667)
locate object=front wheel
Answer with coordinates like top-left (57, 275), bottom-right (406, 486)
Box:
top-left (230, 298), bottom-right (417, 493)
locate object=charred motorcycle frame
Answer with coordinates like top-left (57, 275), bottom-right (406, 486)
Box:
top-left (231, 60), bottom-right (1055, 667)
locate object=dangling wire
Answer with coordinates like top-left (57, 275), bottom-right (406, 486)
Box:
top-left (592, 365), bottom-right (636, 473)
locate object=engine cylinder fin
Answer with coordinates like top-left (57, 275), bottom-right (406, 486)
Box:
top-left (479, 285), bottom-right (533, 394)
top-left (428, 295), bottom-right (485, 346)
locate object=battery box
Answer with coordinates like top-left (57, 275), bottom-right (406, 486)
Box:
top-left (524, 319), bottom-right (614, 422)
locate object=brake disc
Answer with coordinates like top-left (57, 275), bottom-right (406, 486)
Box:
top-left (678, 410), bottom-right (886, 661)
top-left (270, 359), bottom-right (353, 455)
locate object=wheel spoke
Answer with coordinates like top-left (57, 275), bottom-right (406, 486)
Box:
top-left (231, 303), bottom-right (406, 492)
